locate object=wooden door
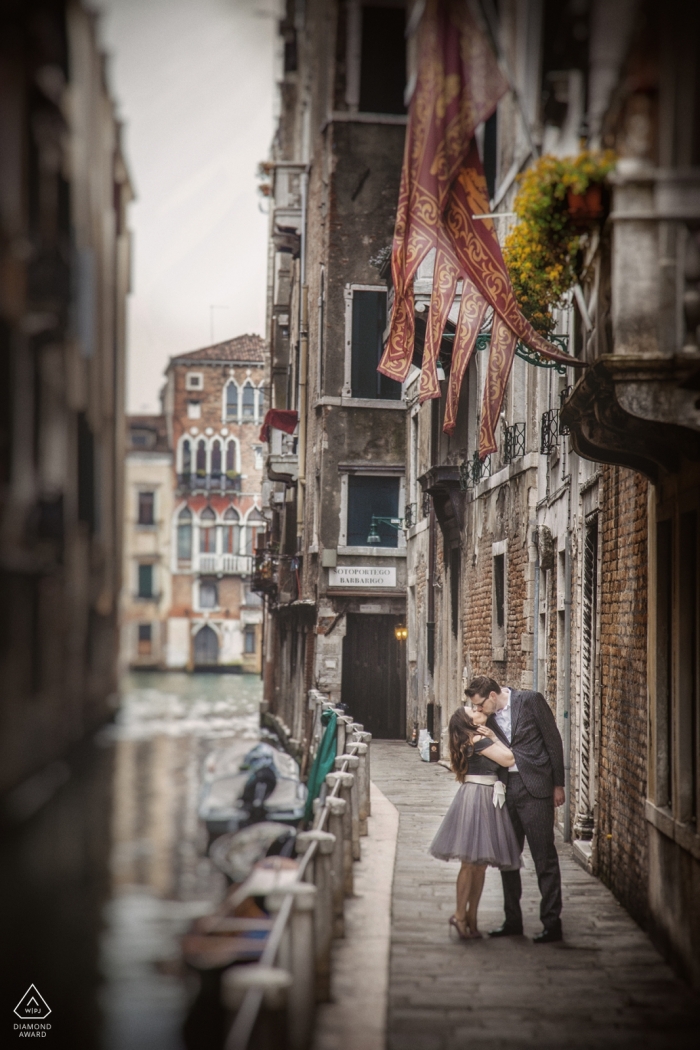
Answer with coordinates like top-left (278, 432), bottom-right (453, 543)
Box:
top-left (341, 614), bottom-right (406, 739)
top-left (194, 624), bottom-right (219, 666)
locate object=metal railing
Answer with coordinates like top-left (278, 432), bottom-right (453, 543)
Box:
top-left (177, 473), bottom-right (243, 493)
top-left (503, 422), bottom-right (526, 463)
top-left (540, 409), bottom-right (560, 455)
top-left (224, 691), bottom-right (372, 1050)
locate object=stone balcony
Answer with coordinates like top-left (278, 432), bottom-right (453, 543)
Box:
top-left (561, 165), bottom-right (700, 481)
top-left (181, 553), bottom-right (253, 576)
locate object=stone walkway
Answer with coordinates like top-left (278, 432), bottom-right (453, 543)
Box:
top-left (371, 741), bottom-right (700, 1050)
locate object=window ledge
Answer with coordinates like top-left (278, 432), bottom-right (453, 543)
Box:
top-left (340, 397), bottom-right (406, 410)
top-left (407, 519), bottom-right (429, 539)
top-left (315, 396), bottom-right (406, 410)
top-left (470, 452), bottom-right (539, 498)
top-left (337, 546), bottom-right (407, 557)
top-left (327, 110), bottom-right (408, 127)
top-left (645, 799), bottom-right (700, 861)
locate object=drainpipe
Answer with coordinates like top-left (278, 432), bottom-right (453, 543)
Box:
top-left (427, 501), bottom-right (436, 678)
top-left (296, 169), bottom-right (309, 546)
top-left (533, 530), bottom-right (540, 692)
top-left (563, 529), bottom-right (572, 842)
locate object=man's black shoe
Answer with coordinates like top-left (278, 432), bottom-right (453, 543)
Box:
top-left (533, 924), bottom-right (563, 944)
top-left (488, 923), bottom-right (523, 937)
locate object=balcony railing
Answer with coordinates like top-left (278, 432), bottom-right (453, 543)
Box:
top-left (540, 409), bottom-right (560, 455)
top-left (193, 553), bottom-right (253, 575)
top-left (503, 422), bottom-right (526, 463)
top-left (177, 473), bottom-right (242, 493)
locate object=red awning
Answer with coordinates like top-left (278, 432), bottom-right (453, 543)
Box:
top-left (259, 409), bottom-right (299, 443)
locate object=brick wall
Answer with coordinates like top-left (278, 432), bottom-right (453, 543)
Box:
top-left (595, 465), bottom-right (649, 924)
top-left (462, 472), bottom-right (533, 690)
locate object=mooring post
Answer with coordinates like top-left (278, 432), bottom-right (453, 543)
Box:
top-left (351, 741), bottom-right (369, 834)
top-left (295, 830), bottom-right (335, 1002)
top-left (351, 730), bottom-right (372, 815)
top-left (267, 883), bottom-right (317, 1050)
top-left (323, 794), bottom-right (347, 936)
top-left (325, 771), bottom-right (354, 896)
top-left (334, 755), bottom-right (360, 860)
top-left (222, 965), bottom-right (292, 1050)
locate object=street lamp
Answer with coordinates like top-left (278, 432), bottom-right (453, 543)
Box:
top-left (366, 515), bottom-right (403, 545)
top-left (394, 623), bottom-right (408, 641)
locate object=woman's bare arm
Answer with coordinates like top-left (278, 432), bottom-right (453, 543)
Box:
top-left (474, 728), bottom-right (515, 768)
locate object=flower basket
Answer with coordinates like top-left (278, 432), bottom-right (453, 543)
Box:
top-left (566, 183), bottom-right (605, 227)
top-left (504, 150), bottom-right (616, 334)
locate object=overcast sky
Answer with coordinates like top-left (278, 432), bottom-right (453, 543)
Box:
top-left (94, 0), bottom-right (278, 412)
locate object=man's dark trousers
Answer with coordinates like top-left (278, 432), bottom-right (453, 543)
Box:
top-left (502, 773), bottom-right (562, 929)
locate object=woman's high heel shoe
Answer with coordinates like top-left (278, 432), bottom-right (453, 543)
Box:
top-left (449, 915), bottom-right (470, 941)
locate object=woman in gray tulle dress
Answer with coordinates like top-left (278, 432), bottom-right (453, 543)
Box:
top-left (430, 706), bottom-right (521, 940)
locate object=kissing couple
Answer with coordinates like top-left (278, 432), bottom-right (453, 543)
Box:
top-left (429, 676), bottom-right (565, 943)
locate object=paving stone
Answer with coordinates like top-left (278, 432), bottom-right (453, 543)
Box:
top-left (371, 741), bottom-right (700, 1050)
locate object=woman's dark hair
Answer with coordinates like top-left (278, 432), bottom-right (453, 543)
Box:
top-left (448, 706), bottom-right (481, 783)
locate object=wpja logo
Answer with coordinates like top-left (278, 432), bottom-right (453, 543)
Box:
top-left (13, 986), bottom-right (52, 1038)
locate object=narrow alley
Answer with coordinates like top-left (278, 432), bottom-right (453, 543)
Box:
top-left (371, 743), bottom-right (699, 1050)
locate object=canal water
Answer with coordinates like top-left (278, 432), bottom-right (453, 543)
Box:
top-left (100, 672), bottom-right (262, 1050)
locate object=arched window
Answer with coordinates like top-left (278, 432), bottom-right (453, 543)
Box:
top-left (242, 383), bottom-right (256, 418)
top-left (181, 438), bottom-right (192, 475)
top-left (211, 439), bottom-right (222, 479)
top-left (256, 386), bottom-right (265, 419)
top-left (226, 381), bottom-right (239, 421)
top-left (199, 580), bottom-right (218, 610)
top-left (177, 507), bottom-right (192, 563)
top-left (245, 508), bottom-right (266, 556)
top-left (199, 505), bottom-right (216, 553)
top-left (196, 439), bottom-right (207, 477)
top-left (223, 505), bottom-right (241, 554)
top-left (225, 439), bottom-right (238, 477)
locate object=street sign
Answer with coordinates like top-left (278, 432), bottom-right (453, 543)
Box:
top-left (328, 566), bottom-right (397, 588)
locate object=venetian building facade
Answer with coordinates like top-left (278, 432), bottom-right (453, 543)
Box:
top-left (404, 0), bottom-right (700, 992)
top-left (0, 0), bottom-right (132, 1029)
top-left (256, 0), bottom-right (412, 744)
top-left (257, 0), bottom-right (700, 993)
top-left (162, 336), bottom-right (266, 673)
top-left (121, 415), bottom-right (173, 669)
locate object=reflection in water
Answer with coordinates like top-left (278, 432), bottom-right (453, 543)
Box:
top-left (101, 673), bottom-right (262, 1050)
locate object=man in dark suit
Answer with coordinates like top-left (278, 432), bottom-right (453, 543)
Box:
top-left (465, 675), bottom-right (565, 943)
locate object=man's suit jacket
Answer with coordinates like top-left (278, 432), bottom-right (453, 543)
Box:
top-left (488, 689), bottom-right (564, 798)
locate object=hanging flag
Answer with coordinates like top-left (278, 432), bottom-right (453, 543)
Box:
top-left (378, 0), bottom-right (581, 458)
top-left (259, 408), bottom-right (298, 443)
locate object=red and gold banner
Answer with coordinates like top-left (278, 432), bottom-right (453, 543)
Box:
top-left (378, 0), bottom-right (580, 457)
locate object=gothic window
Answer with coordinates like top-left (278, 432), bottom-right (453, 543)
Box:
top-left (196, 438), bottom-right (207, 476)
top-left (211, 439), bottom-right (222, 478)
top-left (223, 505), bottom-right (241, 554)
top-left (199, 506), bottom-right (216, 553)
top-left (181, 438), bottom-right (192, 475)
top-left (242, 382), bottom-right (256, 418)
top-left (177, 507), bottom-right (193, 563)
top-left (226, 381), bottom-right (239, 420)
top-left (256, 387), bottom-right (265, 418)
top-left (226, 439), bottom-right (238, 476)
